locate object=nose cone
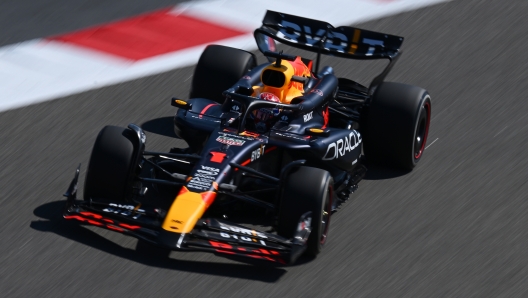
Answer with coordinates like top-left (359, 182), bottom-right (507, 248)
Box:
top-left (162, 186), bottom-right (216, 234)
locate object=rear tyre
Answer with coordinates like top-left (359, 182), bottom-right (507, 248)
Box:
top-left (363, 82), bottom-right (431, 170)
top-left (277, 166), bottom-right (333, 256)
top-left (190, 45), bottom-right (256, 103)
top-left (84, 126), bottom-right (139, 202)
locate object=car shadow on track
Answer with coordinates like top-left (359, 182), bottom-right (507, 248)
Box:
top-left (141, 117), bottom-right (179, 138)
top-left (30, 201), bottom-right (287, 282)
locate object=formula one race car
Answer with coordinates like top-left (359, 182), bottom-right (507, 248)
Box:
top-left (63, 11), bottom-right (431, 264)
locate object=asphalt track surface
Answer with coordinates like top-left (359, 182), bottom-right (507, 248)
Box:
top-left (1, 0), bottom-right (528, 296)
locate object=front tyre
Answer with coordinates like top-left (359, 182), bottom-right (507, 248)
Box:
top-left (83, 126), bottom-right (139, 202)
top-left (277, 166), bottom-right (333, 257)
top-left (364, 82), bottom-right (431, 170)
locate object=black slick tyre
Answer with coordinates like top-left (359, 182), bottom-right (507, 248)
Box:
top-left (83, 126), bottom-right (138, 202)
top-left (277, 166), bottom-right (333, 257)
top-left (190, 45), bottom-right (256, 103)
top-left (364, 82), bottom-right (431, 170)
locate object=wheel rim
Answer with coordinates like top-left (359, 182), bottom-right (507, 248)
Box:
top-left (414, 100), bottom-right (431, 160)
top-left (319, 185), bottom-right (332, 245)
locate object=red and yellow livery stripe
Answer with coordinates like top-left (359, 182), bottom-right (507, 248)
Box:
top-left (162, 186), bottom-right (216, 233)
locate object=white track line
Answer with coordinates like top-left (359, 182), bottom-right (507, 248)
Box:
top-left (0, 0), bottom-right (450, 112)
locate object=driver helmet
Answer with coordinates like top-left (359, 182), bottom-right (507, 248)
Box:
top-left (257, 56), bottom-right (311, 104)
top-left (251, 56), bottom-right (311, 132)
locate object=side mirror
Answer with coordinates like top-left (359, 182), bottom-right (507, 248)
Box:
top-left (171, 98), bottom-right (191, 110)
top-left (254, 31), bottom-right (277, 63)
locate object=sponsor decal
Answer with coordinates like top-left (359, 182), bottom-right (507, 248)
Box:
top-left (310, 89), bottom-right (323, 96)
top-left (280, 115), bottom-right (289, 122)
top-left (275, 19), bottom-right (382, 55)
top-left (106, 204), bottom-right (135, 210)
top-left (251, 145), bottom-right (266, 162)
top-left (241, 75), bottom-right (251, 80)
top-left (220, 232), bottom-right (268, 246)
top-left (201, 165), bottom-right (219, 172)
top-left (323, 131), bottom-right (362, 160)
top-left (187, 166), bottom-right (220, 191)
top-left (303, 111), bottom-right (313, 122)
top-left (216, 136), bottom-right (245, 146)
top-left (194, 173), bottom-right (216, 179)
top-left (196, 166), bottom-right (220, 176)
top-left (231, 105), bottom-right (240, 111)
top-left (219, 223), bottom-right (268, 239)
top-left (103, 203), bottom-right (145, 219)
top-left (276, 20), bottom-right (327, 46)
top-left (187, 178), bottom-right (212, 186)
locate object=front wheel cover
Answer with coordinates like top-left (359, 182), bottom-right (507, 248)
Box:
top-left (309, 180), bottom-right (333, 253)
top-left (277, 166), bottom-right (333, 257)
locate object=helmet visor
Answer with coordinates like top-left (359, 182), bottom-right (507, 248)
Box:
top-left (262, 69), bottom-right (286, 88)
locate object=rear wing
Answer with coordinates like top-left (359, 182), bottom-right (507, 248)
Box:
top-left (255, 10), bottom-right (403, 60)
top-left (254, 11), bottom-right (404, 93)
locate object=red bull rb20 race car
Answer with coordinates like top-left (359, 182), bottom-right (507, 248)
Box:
top-left (63, 11), bottom-right (431, 264)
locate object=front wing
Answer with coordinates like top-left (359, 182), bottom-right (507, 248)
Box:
top-left (62, 165), bottom-right (311, 264)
